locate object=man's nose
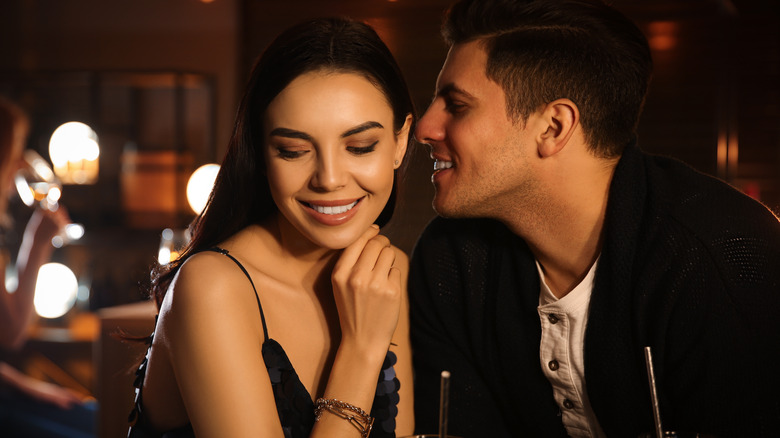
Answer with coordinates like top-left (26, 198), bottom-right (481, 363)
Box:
top-left (414, 103), bottom-right (445, 146)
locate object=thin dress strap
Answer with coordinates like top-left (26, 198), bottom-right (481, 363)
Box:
top-left (206, 247), bottom-right (269, 342)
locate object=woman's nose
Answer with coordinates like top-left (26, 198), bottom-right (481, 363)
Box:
top-left (311, 151), bottom-right (347, 191)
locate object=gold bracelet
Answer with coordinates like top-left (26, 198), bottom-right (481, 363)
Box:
top-left (314, 397), bottom-right (374, 438)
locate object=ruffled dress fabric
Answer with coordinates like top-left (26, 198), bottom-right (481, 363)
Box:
top-left (264, 339), bottom-right (400, 438)
top-left (127, 248), bottom-right (400, 438)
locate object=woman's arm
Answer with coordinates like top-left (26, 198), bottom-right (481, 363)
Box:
top-left (0, 207), bottom-right (69, 349)
top-left (158, 252), bottom-right (286, 437)
top-left (0, 361), bottom-right (84, 408)
top-left (391, 247), bottom-right (414, 436)
top-left (312, 225), bottom-right (406, 437)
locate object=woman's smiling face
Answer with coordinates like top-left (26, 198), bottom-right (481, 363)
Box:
top-left (263, 70), bottom-right (410, 250)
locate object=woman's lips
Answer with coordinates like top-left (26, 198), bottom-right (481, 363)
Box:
top-left (301, 198), bottom-right (362, 226)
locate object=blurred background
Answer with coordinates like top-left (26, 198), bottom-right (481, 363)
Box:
top-left (0, 0), bottom-right (777, 436)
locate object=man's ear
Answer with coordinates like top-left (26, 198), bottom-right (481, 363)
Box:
top-left (393, 113), bottom-right (413, 168)
top-left (537, 99), bottom-right (579, 158)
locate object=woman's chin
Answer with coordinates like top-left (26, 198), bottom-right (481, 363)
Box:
top-left (306, 223), bottom-right (381, 251)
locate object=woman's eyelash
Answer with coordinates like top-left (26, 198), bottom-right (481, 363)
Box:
top-left (276, 140), bottom-right (377, 158)
top-left (347, 141), bottom-right (378, 155)
top-left (276, 148), bottom-right (308, 159)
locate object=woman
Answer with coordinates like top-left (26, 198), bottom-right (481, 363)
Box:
top-left (128, 17), bottom-right (415, 438)
top-left (0, 97), bottom-right (92, 437)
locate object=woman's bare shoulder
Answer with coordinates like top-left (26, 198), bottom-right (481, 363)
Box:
top-left (161, 250), bottom-right (260, 322)
top-left (175, 250), bottom-right (253, 289)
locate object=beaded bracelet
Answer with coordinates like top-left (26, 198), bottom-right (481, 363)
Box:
top-left (314, 397), bottom-right (374, 438)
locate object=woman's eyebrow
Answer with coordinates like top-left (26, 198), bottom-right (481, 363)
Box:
top-left (268, 127), bottom-right (313, 141)
top-left (341, 121), bottom-right (384, 138)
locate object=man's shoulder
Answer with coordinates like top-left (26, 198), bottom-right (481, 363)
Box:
top-left (411, 217), bottom-right (525, 270)
top-left (644, 153), bottom-right (779, 238)
top-left (635, 152), bottom-right (780, 282)
top-left (416, 216), bottom-right (516, 248)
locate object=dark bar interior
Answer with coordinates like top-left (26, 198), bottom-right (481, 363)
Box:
top-left (0, 0), bottom-right (777, 436)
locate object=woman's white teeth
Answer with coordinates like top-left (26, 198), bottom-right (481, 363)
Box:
top-left (434, 160), bottom-right (453, 170)
top-left (312, 200), bottom-right (358, 215)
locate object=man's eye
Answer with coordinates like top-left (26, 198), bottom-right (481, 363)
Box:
top-left (444, 100), bottom-right (466, 114)
top-left (347, 141), bottom-right (378, 156)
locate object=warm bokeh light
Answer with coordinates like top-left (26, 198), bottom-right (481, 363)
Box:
top-left (186, 163), bottom-right (219, 214)
top-left (158, 228), bottom-right (174, 265)
top-left (51, 223), bottom-right (86, 248)
top-left (158, 227), bottom-right (189, 264)
top-left (34, 263), bottom-right (79, 319)
top-left (647, 21), bottom-right (679, 51)
top-left (49, 121), bottom-right (100, 184)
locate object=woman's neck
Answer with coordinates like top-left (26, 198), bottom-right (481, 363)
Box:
top-left (232, 215), bottom-right (339, 291)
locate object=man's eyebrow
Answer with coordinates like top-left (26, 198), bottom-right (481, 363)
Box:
top-left (268, 128), bottom-right (313, 142)
top-left (436, 83), bottom-right (475, 100)
top-left (341, 121), bottom-right (384, 138)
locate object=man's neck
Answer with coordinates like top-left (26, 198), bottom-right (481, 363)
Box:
top-left (504, 155), bottom-right (618, 299)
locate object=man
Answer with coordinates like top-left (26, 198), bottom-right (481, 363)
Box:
top-left (408, 0), bottom-right (780, 437)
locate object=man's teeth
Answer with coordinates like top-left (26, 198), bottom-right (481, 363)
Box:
top-left (311, 200), bottom-right (358, 215)
top-left (434, 160), bottom-right (453, 170)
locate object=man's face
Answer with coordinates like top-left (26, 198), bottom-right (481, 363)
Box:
top-left (415, 41), bottom-right (540, 219)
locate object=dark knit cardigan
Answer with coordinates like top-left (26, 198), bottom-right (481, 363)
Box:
top-left (409, 142), bottom-right (780, 437)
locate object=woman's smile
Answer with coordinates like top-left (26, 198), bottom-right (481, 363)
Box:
top-left (301, 197), bottom-right (363, 226)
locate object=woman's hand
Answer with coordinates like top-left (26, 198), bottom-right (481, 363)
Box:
top-left (0, 362), bottom-right (84, 410)
top-left (25, 205), bottom-right (71, 247)
top-left (331, 224), bottom-right (402, 355)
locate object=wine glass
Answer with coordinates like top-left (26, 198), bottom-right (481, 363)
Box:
top-left (14, 149), bottom-right (84, 247)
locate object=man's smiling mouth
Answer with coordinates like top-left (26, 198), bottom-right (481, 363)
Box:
top-left (433, 160), bottom-right (453, 171)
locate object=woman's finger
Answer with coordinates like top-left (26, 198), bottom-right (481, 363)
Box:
top-left (333, 225), bottom-right (380, 275)
top-left (349, 234), bottom-right (392, 275)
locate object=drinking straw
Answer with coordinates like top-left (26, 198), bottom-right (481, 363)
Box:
top-left (439, 370), bottom-right (450, 438)
top-left (644, 346), bottom-right (664, 438)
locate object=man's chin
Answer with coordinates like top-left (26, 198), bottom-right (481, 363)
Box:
top-left (432, 199), bottom-right (463, 218)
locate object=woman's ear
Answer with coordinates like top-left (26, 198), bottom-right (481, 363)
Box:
top-left (393, 113), bottom-right (413, 169)
top-left (537, 99), bottom-right (579, 158)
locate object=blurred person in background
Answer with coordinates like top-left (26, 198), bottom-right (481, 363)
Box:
top-left (0, 95), bottom-right (95, 438)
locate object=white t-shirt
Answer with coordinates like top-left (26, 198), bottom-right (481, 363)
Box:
top-left (536, 258), bottom-right (606, 438)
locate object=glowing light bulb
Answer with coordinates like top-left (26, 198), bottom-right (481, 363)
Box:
top-left (34, 263), bottom-right (79, 319)
top-left (49, 122), bottom-right (100, 184)
top-left (186, 164), bottom-right (220, 215)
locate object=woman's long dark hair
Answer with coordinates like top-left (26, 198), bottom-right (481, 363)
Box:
top-left (149, 17), bottom-right (415, 308)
